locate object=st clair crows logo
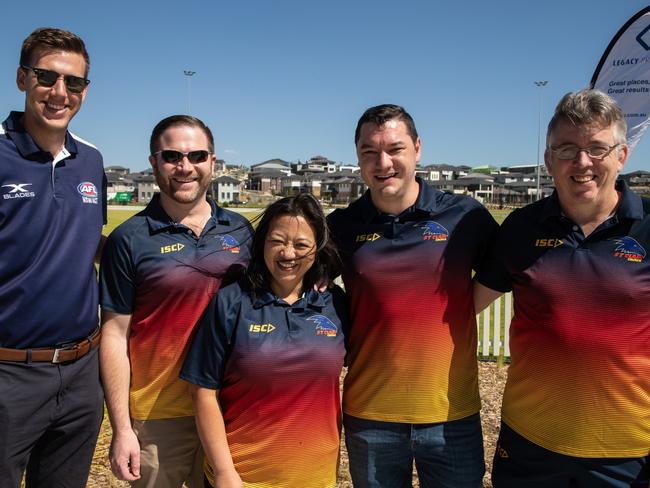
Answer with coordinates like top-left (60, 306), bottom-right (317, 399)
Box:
top-left (420, 221), bottom-right (448, 242)
top-left (218, 234), bottom-right (240, 253)
top-left (307, 315), bottom-right (338, 337)
top-left (612, 236), bottom-right (646, 263)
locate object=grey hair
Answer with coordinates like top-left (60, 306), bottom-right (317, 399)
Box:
top-left (546, 89), bottom-right (627, 147)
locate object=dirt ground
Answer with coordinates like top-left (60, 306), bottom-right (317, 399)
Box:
top-left (86, 361), bottom-right (508, 488)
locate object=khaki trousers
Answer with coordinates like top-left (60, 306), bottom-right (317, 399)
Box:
top-left (131, 416), bottom-right (204, 488)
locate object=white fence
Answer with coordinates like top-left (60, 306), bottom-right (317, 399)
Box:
top-left (476, 292), bottom-right (512, 358)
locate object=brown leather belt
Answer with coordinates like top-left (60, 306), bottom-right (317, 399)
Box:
top-left (0, 328), bottom-right (101, 363)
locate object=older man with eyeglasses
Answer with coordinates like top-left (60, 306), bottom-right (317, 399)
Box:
top-left (474, 89), bottom-right (650, 487)
top-left (0, 28), bottom-right (106, 487)
top-left (99, 115), bottom-right (253, 488)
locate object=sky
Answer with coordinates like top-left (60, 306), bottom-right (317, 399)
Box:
top-left (2, 0), bottom-right (650, 173)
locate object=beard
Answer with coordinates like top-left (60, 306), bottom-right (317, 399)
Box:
top-left (154, 169), bottom-right (212, 204)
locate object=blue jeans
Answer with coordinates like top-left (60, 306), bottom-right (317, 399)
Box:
top-left (492, 422), bottom-right (650, 488)
top-left (344, 413), bottom-right (485, 488)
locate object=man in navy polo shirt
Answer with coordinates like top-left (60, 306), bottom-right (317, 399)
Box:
top-left (328, 104), bottom-right (497, 487)
top-left (99, 115), bottom-right (252, 488)
top-left (0, 28), bottom-right (106, 487)
top-left (475, 89), bottom-right (650, 487)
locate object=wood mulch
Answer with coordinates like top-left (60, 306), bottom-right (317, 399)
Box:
top-left (87, 361), bottom-right (508, 487)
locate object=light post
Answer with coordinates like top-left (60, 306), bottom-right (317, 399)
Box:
top-left (534, 80), bottom-right (548, 201)
top-left (184, 70), bottom-right (196, 114)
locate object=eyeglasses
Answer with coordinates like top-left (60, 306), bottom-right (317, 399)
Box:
top-left (549, 144), bottom-right (620, 160)
top-left (155, 150), bottom-right (211, 164)
top-left (21, 65), bottom-right (90, 94)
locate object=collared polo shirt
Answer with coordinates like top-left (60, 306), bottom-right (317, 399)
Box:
top-left (476, 180), bottom-right (650, 458)
top-left (0, 111), bottom-right (106, 348)
top-left (181, 282), bottom-right (347, 488)
top-left (100, 195), bottom-right (252, 420)
top-left (328, 178), bottom-right (497, 423)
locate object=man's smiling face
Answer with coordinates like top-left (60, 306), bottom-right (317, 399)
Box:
top-left (356, 118), bottom-right (421, 213)
top-left (17, 49), bottom-right (88, 138)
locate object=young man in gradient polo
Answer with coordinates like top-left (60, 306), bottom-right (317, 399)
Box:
top-left (329, 104), bottom-right (497, 487)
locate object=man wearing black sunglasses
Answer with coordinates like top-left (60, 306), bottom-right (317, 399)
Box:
top-left (99, 115), bottom-right (252, 488)
top-left (0, 28), bottom-right (106, 488)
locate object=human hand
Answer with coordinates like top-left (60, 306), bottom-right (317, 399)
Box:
top-left (313, 280), bottom-right (330, 293)
top-left (109, 428), bottom-right (141, 481)
top-left (213, 469), bottom-right (243, 488)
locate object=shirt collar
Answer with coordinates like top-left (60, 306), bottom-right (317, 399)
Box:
top-left (252, 288), bottom-right (327, 310)
top-left (539, 179), bottom-right (644, 222)
top-left (356, 177), bottom-right (442, 223)
top-left (2, 111), bottom-right (78, 161)
top-left (145, 193), bottom-right (226, 234)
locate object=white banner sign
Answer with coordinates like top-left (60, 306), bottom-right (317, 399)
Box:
top-left (591, 7), bottom-right (650, 152)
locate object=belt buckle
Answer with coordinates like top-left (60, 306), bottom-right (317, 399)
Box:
top-left (51, 343), bottom-right (79, 363)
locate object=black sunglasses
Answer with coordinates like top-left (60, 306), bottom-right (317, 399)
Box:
top-left (155, 150), bottom-right (211, 164)
top-left (21, 65), bottom-right (90, 94)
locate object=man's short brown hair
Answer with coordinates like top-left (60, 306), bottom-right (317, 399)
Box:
top-left (20, 27), bottom-right (90, 76)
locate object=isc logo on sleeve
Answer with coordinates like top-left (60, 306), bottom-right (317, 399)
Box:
top-left (160, 243), bottom-right (185, 254)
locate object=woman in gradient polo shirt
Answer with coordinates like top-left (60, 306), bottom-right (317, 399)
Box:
top-left (181, 193), bottom-right (347, 488)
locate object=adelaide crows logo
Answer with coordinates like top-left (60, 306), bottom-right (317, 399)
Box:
top-left (307, 315), bottom-right (338, 337)
top-left (218, 234), bottom-right (240, 253)
top-left (612, 237), bottom-right (646, 263)
top-left (420, 221), bottom-right (448, 242)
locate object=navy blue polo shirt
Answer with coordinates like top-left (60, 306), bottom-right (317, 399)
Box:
top-left (0, 111), bottom-right (107, 348)
top-left (181, 281), bottom-right (347, 486)
top-left (100, 194), bottom-right (253, 420)
top-left (476, 180), bottom-right (650, 458)
top-left (327, 178), bottom-right (497, 423)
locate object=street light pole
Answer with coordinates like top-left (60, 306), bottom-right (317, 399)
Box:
top-left (184, 70), bottom-right (196, 114)
top-left (534, 80), bottom-right (548, 201)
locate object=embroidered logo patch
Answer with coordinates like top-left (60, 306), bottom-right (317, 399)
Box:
top-left (2, 183), bottom-right (35, 200)
top-left (355, 232), bottom-right (380, 243)
top-left (77, 182), bottom-right (98, 204)
top-left (612, 236), bottom-right (646, 263)
top-left (249, 323), bottom-right (276, 333)
top-left (219, 234), bottom-right (240, 253)
top-left (308, 314), bottom-right (338, 337)
top-left (420, 221), bottom-right (448, 241)
top-left (535, 238), bottom-right (564, 248)
top-left (160, 243), bottom-right (185, 254)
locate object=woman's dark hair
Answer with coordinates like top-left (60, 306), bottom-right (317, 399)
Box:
top-left (246, 193), bottom-right (341, 295)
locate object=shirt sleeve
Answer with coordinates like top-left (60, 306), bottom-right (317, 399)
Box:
top-left (329, 285), bottom-right (351, 365)
top-left (101, 170), bottom-right (108, 225)
top-left (475, 210), bottom-right (517, 293)
top-left (456, 203), bottom-right (497, 275)
top-left (180, 287), bottom-right (239, 389)
top-left (99, 229), bottom-right (136, 314)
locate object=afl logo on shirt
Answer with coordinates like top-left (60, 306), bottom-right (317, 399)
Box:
top-left (77, 182), bottom-right (98, 204)
top-left (420, 221), bottom-right (448, 242)
top-left (612, 236), bottom-right (646, 263)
